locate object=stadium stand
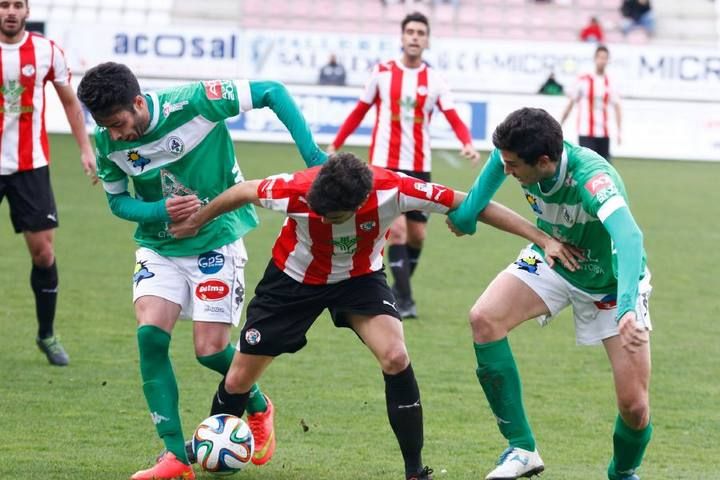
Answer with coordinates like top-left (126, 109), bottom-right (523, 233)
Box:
top-left (27, 0), bottom-right (718, 46)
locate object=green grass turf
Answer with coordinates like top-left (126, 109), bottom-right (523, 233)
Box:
top-left (1, 135), bottom-right (718, 479)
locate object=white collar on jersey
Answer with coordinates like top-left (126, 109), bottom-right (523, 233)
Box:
top-left (394, 57), bottom-right (427, 72)
top-left (0, 31), bottom-right (29, 49)
top-left (143, 91), bottom-right (161, 136)
top-left (539, 148), bottom-right (568, 196)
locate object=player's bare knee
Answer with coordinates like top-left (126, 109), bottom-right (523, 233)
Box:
top-left (194, 338), bottom-right (227, 358)
top-left (469, 306), bottom-right (501, 341)
top-left (225, 369), bottom-right (254, 395)
top-left (379, 345), bottom-right (410, 374)
top-left (31, 249), bottom-right (55, 268)
top-left (618, 397), bottom-right (650, 429)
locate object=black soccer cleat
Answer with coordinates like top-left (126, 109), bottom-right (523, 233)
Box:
top-left (36, 335), bottom-right (69, 366)
top-left (407, 466), bottom-right (433, 480)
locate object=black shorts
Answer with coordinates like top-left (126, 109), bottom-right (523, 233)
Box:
top-left (579, 136), bottom-right (611, 162)
top-left (390, 169), bottom-right (431, 223)
top-left (239, 260), bottom-right (402, 356)
top-left (0, 166), bottom-right (58, 233)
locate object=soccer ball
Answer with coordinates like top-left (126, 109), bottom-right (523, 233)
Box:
top-left (192, 414), bottom-right (254, 475)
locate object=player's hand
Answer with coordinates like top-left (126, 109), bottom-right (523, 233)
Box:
top-left (169, 212), bottom-right (202, 239)
top-left (80, 148), bottom-right (98, 185)
top-left (326, 144), bottom-right (337, 155)
top-left (542, 238), bottom-right (584, 271)
top-left (445, 217), bottom-right (466, 237)
top-left (460, 143), bottom-right (481, 166)
top-left (618, 311), bottom-right (649, 354)
top-left (165, 195), bottom-right (201, 223)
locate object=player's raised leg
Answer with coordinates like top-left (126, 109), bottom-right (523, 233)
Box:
top-left (604, 335), bottom-right (652, 480)
top-left (349, 312), bottom-right (432, 480)
top-left (470, 272), bottom-right (550, 480)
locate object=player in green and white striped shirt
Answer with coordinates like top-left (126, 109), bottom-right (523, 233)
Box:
top-left (447, 108), bottom-right (652, 480)
top-left (78, 62), bottom-right (326, 480)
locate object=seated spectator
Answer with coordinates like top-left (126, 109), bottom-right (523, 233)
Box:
top-left (620, 0), bottom-right (655, 36)
top-left (579, 16), bottom-right (604, 43)
top-left (538, 72), bottom-right (564, 96)
top-left (318, 54), bottom-right (347, 86)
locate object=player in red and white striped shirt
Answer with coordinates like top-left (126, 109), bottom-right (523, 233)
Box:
top-left (328, 11), bottom-right (480, 319)
top-left (0, 1), bottom-right (95, 366)
top-left (169, 152), bottom-right (550, 480)
top-left (560, 45), bottom-right (622, 162)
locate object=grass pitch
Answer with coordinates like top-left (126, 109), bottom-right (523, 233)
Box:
top-left (1, 136), bottom-right (718, 479)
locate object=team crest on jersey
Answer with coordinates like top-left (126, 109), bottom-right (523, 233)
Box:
top-left (0, 80), bottom-right (25, 107)
top-left (166, 136), bottom-right (185, 155)
top-left (416, 85), bottom-right (428, 96)
top-left (514, 255), bottom-right (542, 275)
top-left (133, 260), bottom-right (155, 286)
top-left (245, 328), bottom-right (261, 345)
top-left (525, 194), bottom-right (543, 215)
top-left (360, 221), bottom-right (377, 232)
top-left (127, 150), bottom-right (151, 171)
top-left (21, 64), bottom-right (35, 77)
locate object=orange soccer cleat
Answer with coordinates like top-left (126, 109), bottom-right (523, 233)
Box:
top-left (130, 452), bottom-right (195, 480)
top-left (247, 395), bottom-right (276, 465)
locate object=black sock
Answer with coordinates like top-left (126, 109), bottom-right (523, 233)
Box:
top-left (211, 378), bottom-right (250, 417)
top-left (388, 245), bottom-right (412, 302)
top-left (31, 261), bottom-right (58, 339)
top-left (407, 246), bottom-right (422, 277)
top-left (384, 364), bottom-right (423, 476)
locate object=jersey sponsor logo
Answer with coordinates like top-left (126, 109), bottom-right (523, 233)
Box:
top-left (595, 184), bottom-right (619, 204)
top-left (0, 80), bottom-right (32, 113)
top-left (203, 305), bottom-right (225, 314)
top-left (414, 182), bottom-right (446, 201)
top-left (245, 328), bottom-right (261, 345)
top-left (197, 251), bottom-right (225, 274)
top-left (584, 173), bottom-right (613, 195)
top-left (133, 260), bottom-right (155, 286)
top-left (525, 194), bottom-right (543, 215)
top-left (514, 255), bottom-right (542, 275)
top-left (21, 64), bottom-right (35, 77)
top-left (162, 100), bottom-right (188, 117)
top-left (332, 235), bottom-right (358, 254)
top-left (195, 279), bottom-right (230, 301)
top-left (203, 80), bottom-right (223, 100)
top-left (127, 150), bottom-right (151, 171)
top-left (166, 136), bottom-right (185, 155)
top-left (594, 294), bottom-right (617, 310)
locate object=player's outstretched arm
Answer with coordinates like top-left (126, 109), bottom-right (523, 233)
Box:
top-left (477, 201), bottom-right (584, 271)
top-left (169, 180), bottom-right (263, 239)
top-left (249, 80), bottom-right (327, 167)
top-left (330, 100), bottom-right (372, 152)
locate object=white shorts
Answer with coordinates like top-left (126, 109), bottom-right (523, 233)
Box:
top-left (504, 246), bottom-right (652, 346)
top-left (132, 239), bottom-right (248, 326)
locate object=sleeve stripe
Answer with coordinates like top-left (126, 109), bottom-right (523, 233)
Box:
top-left (597, 195), bottom-right (627, 222)
top-left (236, 79), bottom-right (253, 112)
top-left (103, 179), bottom-right (128, 195)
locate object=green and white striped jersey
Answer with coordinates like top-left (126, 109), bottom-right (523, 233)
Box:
top-left (95, 80), bottom-right (323, 257)
top-left (449, 141), bottom-right (646, 295)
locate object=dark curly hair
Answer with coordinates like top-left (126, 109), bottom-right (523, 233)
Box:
top-left (492, 108), bottom-right (564, 165)
top-left (306, 152), bottom-right (373, 216)
top-left (77, 62), bottom-right (141, 120)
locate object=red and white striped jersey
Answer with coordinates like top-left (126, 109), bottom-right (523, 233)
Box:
top-left (571, 73), bottom-right (619, 138)
top-left (362, 60), bottom-right (457, 172)
top-left (0, 32), bottom-right (71, 175)
top-left (257, 166), bottom-right (455, 285)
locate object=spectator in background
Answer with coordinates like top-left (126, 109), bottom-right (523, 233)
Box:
top-left (560, 45), bottom-right (621, 162)
top-left (620, 0), bottom-right (655, 36)
top-left (580, 16), bottom-right (605, 43)
top-left (318, 54), bottom-right (347, 86)
top-left (538, 72), bottom-right (564, 95)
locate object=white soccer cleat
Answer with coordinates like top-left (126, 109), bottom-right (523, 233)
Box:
top-left (485, 447), bottom-right (545, 480)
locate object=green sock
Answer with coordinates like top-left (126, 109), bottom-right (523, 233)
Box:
top-left (137, 325), bottom-right (188, 464)
top-left (197, 344), bottom-right (267, 414)
top-left (608, 415), bottom-right (653, 479)
top-left (246, 383), bottom-right (268, 414)
top-left (474, 338), bottom-right (536, 451)
top-left (197, 344), bottom-right (236, 374)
